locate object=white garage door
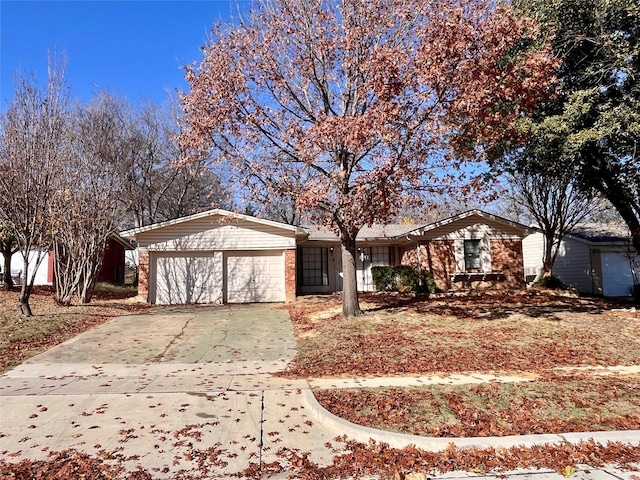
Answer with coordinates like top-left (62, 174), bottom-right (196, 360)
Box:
top-left (226, 251), bottom-right (285, 303)
top-left (601, 252), bottom-right (635, 297)
top-left (154, 252), bottom-right (223, 305)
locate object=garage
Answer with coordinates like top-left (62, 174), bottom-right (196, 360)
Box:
top-left (153, 252), bottom-right (223, 305)
top-left (121, 209), bottom-right (300, 305)
top-left (226, 251), bottom-right (285, 303)
top-left (601, 252), bottom-right (636, 297)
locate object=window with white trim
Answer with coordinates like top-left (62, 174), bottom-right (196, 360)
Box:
top-left (464, 239), bottom-right (482, 270)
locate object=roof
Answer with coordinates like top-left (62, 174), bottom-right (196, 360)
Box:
top-left (412, 209), bottom-right (534, 237)
top-left (109, 233), bottom-right (136, 250)
top-left (303, 223), bottom-right (427, 242)
top-left (568, 223), bottom-right (632, 243)
top-left (302, 210), bottom-right (533, 242)
top-left (120, 209), bottom-right (306, 239)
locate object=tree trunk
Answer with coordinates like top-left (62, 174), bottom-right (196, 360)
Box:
top-left (340, 235), bottom-right (363, 319)
top-left (18, 256), bottom-right (36, 317)
top-left (585, 154), bottom-right (640, 255)
top-left (541, 231), bottom-right (556, 279)
top-left (1, 246), bottom-right (13, 291)
top-left (18, 283), bottom-right (32, 317)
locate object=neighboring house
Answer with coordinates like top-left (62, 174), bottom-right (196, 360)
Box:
top-left (0, 235), bottom-right (132, 287)
top-left (121, 209), bottom-right (533, 305)
top-left (523, 223), bottom-right (639, 297)
top-left (0, 250), bottom-right (52, 286)
top-left (94, 235), bottom-right (133, 284)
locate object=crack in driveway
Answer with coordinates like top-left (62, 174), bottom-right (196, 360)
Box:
top-left (154, 314), bottom-right (198, 362)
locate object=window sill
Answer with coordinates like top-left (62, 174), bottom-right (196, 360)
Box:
top-left (451, 272), bottom-right (506, 282)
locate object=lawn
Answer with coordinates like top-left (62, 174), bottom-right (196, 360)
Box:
top-left (0, 284), bottom-right (148, 373)
top-left (287, 291), bottom-right (640, 376)
top-left (286, 290), bottom-right (640, 437)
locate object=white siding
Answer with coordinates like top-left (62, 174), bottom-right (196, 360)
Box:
top-left (424, 220), bottom-right (525, 241)
top-left (522, 233), bottom-right (545, 280)
top-left (136, 217), bottom-right (296, 251)
top-left (553, 238), bottom-right (593, 293)
top-left (523, 233), bottom-right (593, 293)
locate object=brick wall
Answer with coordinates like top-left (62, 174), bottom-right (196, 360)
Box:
top-left (490, 239), bottom-right (525, 288)
top-left (399, 241), bottom-right (455, 291)
top-left (138, 250), bottom-right (150, 302)
top-left (427, 240), bottom-right (456, 290)
top-left (284, 249), bottom-right (296, 303)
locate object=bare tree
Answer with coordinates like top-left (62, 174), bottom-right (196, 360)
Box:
top-left (50, 93), bottom-right (134, 305)
top-left (507, 169), bottom-right (595, 279)
top-left (123, 101), bottom-right (229, 229)
top-left (0, 59), bottom-right (71, 316)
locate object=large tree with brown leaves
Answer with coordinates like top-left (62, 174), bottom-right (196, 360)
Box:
top-left (180, 0), bottom-right (558, 318)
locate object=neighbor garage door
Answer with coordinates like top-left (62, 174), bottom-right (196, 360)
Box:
top-left (601, 252), bottom-right (634, 297)
top-left (154, 252), bottom-right (223, 305)
top-left (226, 251), bottom-right (285, 303)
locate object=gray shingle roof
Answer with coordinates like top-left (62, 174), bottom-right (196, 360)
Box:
top-left (569, 223), bottom-right (632, 242)
top-left (303, 223), bottom-right (426, 241)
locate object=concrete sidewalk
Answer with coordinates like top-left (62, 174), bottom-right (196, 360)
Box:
top-left (1, 305), bottom-right (639, 478)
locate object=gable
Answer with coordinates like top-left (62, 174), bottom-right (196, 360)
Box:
top-left (413, 211), bottom-right (531, 241)
top-left (122, 211), bottom-right (298, 251)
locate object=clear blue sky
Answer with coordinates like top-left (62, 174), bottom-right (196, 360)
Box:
top-left (1, 1), bottom-right (246, 109)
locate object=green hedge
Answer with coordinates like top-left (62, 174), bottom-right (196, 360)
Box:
top-left (371, 265), bottom-right (436, 294)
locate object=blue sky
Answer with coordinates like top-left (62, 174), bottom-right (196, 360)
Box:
top-left (1, 1), bottom-right (247, 109)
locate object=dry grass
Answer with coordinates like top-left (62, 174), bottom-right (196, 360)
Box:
top-left (288, 290), bottom-right (640, 436)
top-left (314, 377), bottom-right (640, 437)
top-left (0, 284), bottom-right (147, 372)
top-left (286, 290), bottom-right (640, 377)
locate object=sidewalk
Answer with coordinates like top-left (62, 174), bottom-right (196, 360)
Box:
top-left (2, 363), bottom-right (639, 478)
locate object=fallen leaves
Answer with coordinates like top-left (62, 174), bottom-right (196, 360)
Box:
top-left (0, 286), bottom-right (148, 373)
top-left (314, 378), bottom-right (640, 437)
top-left (285, 292), bottom-right (640, 377)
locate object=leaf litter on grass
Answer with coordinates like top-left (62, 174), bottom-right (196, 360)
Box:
top-left (286, 291), bottom-right (640, 377)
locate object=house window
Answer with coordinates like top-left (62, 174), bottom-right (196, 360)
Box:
top-left (301, 247), bottom-right (329, 286)
top-left (464, 239), bottom-right (482, 270)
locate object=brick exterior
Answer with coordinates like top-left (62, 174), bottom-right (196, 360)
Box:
top-left (399, 239), bottom-right (525, 291)
top-left (489, 239), bottom-right (525, 288)
top-left (284, 248), bottom-right (296, 303)
top-left (137, 250), bottom-right (150, 302)
top-left (426, 240), bottom-right (456, 291)
top-left (399, 241), bottom-right (456, 291)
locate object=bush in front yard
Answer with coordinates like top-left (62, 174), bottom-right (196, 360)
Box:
top-left (371, 266), bottom-right (436, 294)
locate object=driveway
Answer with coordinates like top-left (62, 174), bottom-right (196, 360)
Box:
top-left (0, 305), bottom-right (341, 478)
top-left (25, 304), bottom-right (297, 368)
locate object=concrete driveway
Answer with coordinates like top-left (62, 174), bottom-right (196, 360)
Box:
top-left (24, 304), bottom-right (297, 368)
top-left (0, 305), bottom-right (342, 478)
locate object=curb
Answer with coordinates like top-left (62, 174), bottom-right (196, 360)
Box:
top-left (301, 387), bottom-right (640, 451)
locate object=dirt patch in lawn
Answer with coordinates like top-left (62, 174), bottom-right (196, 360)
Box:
top-left (286, 291), bottom-right (640, 377)
top-left (315, 376), bottom-right (640, 437)
top-left (0, 285), bottom-right (148, 373)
